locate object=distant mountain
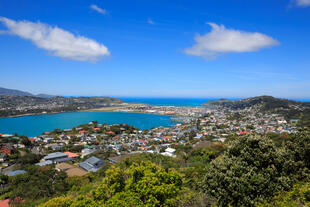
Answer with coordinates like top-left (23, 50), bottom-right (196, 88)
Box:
top-left (0, 87), bottom-right (57, 98)
top-left (0, 87), bottom-right (33, 96)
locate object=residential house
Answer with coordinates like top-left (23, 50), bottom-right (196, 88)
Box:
top-left (43, 152), bottom-right (68, 163)
top-left (79, 156), bottom-right (105, 172)
top-left (0, 153), bottom-right (8, 162)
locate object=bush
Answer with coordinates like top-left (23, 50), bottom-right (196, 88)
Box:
top-left (202, 135), bottom-right (292, 206)
top-left (257, 182), bottom-right (310, 207)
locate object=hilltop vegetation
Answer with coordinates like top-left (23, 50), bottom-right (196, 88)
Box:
top-left (2, 130), bottom-right (310, 207)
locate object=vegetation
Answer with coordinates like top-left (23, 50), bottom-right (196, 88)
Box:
top-left (257, 182), bottom-right (310, 207)
top-left (8, 166), bottom-right (68, 201)
top-left (2, 130), bottom-right (310, 207)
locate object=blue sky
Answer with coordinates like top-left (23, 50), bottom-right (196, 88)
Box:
top-left (0, 0), bottom-right (310, 99)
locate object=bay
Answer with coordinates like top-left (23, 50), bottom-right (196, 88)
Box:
top-left (0, 112), bottom-right (176, 137)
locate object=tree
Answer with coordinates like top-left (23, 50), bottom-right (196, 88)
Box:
top-left (39, 196), bottom-right (72, 207)
top-left (257, 182), bottom-right (310, 207)
top-left (40, 161), bottom-right (184, 207)
top-left (20, 136), bottom-right (32, 147)
top-left (9, 165), bottom-right (68, 200)
top-left (17, 153), bottom-right (42, 166)
top-left (202, 135), bottom-right (292, 206)
top-left (0, 174), bottom-right (9, 186)
top-left (123, 161), bottom-right (183, 206)
top-left (284, 130), bottom-right (310, 181)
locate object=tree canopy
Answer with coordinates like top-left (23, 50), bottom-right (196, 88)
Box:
top-left (202, 135), bottom-right (293, 206)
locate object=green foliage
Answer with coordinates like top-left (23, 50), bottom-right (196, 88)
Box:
top-left (20, 136), bottom-right (32, 147)
top-left (66, 176), bottom-right (91, 192)
top-left (9, 165), bottom-right (68, 200)
top-left (257, 182), bottom-right (310, 207)
top-left (16, 153), bottom-right (42, 167)
top-left (0, 174), bottom-right (9, 185)
top-left (202, 135), bottom-right (293, 206)
top-left (121, 153), bottom-right (181, 170)
top-left (92, 165), bottom-right (125, 200)
top-left (188, 147), bottom-right (221, 164)
top-left (40, 161), bottom-right (184, 207)
top-left (104, 191), bottom-right (144, 207)
top-left (124, 162), bottom-right (183, 206)
top-left (284, 130), bottom-right (310, 180)
top-left (66, 145), bottom-right (84, 153)
top-left (70, 195), bottom-right (99, 207)
top-left (39, 196), bottom-right (72, 207)
top-left (21, 130), bottom-right (310, 207)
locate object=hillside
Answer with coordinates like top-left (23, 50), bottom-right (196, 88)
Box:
top-left (205, 96), bottom-right (310, 127)
top-left (205, 96), bottom-right (308, 110)
top-left (0, 87), bottom-right (33, 96)
top-left (0, 86), bottom-right (57, 98)
top-left (0, 95), bottom-right (125, 117)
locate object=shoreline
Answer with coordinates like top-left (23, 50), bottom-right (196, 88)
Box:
top-left (0, 103), bottom-right (143, 118)
top-left (2, 111), bottom-right (66, 118)
top-left (0, 105), bottom-right (185, 119)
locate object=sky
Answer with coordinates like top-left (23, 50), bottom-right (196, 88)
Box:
top-left (0, 0), bottom-right (310, 99)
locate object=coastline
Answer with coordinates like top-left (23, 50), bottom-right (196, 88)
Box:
top-left (3, 111), bottom-right (65, 118)
top-left (0, 104), bottom-right (143, 118)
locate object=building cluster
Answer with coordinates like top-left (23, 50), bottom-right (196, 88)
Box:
top-left (0, 104), bottom-right (299, 180)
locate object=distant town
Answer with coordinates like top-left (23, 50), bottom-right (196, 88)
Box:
top-left (1, 89), bottom-right (310, 206)
top-left (0, 95), bottom-right (305, 178)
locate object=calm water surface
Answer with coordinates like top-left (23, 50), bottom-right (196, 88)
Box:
top-left (0, 112), bottom-right (175, 137)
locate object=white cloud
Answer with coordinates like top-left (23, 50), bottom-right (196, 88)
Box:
top-left (0, 30), bottom-right (10, 34)
top-left (90, 4), bottom-right (107, 15)
top-left (184, 23), bottom-right (279, 60)
top-left (0, 17), bottom-right (110, 62)
top-left (147, 18), bottom-right (154, 25)
top-left (295, 0), bottom-right (310, 6)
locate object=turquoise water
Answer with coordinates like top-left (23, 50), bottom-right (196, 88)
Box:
top-left (0, 112), bottom-right (175, 137)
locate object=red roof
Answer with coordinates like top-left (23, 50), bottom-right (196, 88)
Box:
top-left (162, 136), bottom-right (172, 139)
top-left (0, 197), bottom-right (24, 207)
top-left (139, 140), bottom-right (147, 143)
top-left (64, 152), bottom-right (79, 158)
top-left (44, 132), bottom-right (50, 135)
top-left (28, 138), bottom-right (35, 142)
top-left (107, 131), bottom-right (115, 134)
top-left (93, 128), bottom-right (101, 131)
top-left (67, 134), bottom-right (76, 137)
top-left (0, 199), bottom-right (9, 207)
top-left (79, 130), bottom-right (88, 134)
